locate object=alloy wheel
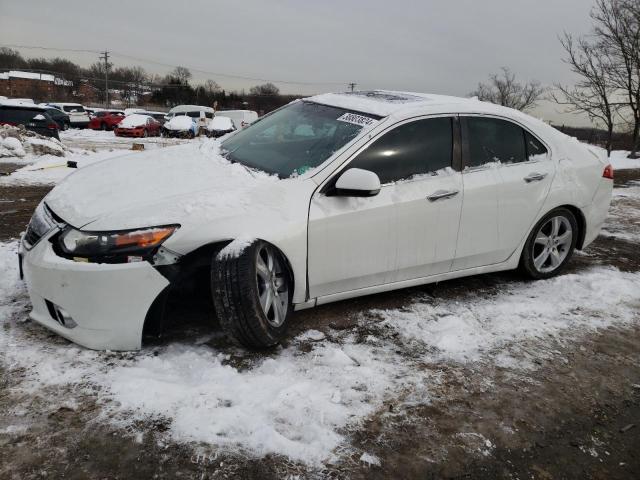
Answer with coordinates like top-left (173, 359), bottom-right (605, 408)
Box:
top-left (255, 245), bottom-right (289, 327)
top-left (532, 216), bottom-right (573, 273)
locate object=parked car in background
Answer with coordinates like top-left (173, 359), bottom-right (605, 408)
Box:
top-left (165, 105), bottom-right (214, 132)
top-left (43, 107), bottom-right (70, 130)
top-left (215, 109), bottom-right (258, 129)
top-left (46, 103), bottom-right (90, 128)
top-left (0, 100), bottom-right (60, 139)
top-left (84, 107), bottom-right (103, 118)
top-left (114, 114), bottom-right (162, 137)
top-left (206, 115), bottom-right (235, 137)
top-left (161, 115), bottom-right (198, 138)
top-left (17, 90), bottom-right (614, 351)
top-left (88, 110), bottom-right (125, 131)
top-left (137, 110), bottom-right (167, 125)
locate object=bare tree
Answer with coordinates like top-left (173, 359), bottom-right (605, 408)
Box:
top-left (592, 0), bottom-right (640, 156)
top-left (471, 67), bottom-right (545, 111)
top-left (553, 34), bottom-right (621, 154)
top-left (249, 83), bottom-right (280, 96)
top-left (205, 79), bottom-right (221, 94)
top-left (170, 66), bottom-right (192, 85)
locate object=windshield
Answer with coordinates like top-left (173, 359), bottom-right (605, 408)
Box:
top-left (221, 101), bottom-right (378, 177)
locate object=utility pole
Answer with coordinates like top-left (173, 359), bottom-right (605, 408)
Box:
top-left (348, 82), bottom-right (357, 92)
top-left (100, 51), bottom-right (110, 108)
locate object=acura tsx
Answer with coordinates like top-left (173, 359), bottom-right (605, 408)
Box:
top-left (19, 91), bottom-right (613, 350)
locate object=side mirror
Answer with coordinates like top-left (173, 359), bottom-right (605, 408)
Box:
top-left (334, 168), bottom-right (381, 197)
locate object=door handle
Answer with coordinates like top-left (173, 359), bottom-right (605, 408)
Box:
top-left (427, 190), bottom-right (459, 202)
top-left (523, 172), bottom-right (547, 183)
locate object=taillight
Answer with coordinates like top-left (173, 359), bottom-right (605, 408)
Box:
top-left (47, 123), bottom-right (58, 130)
top-left (603, 164), bottom-right (614, 179)
top-left (0, 121), bottom-right (17, 126)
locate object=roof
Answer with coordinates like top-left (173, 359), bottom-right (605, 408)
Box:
top-left (47, 102), bottom-right (84, 107)
top-left (168, 104), bottom-right (215, 113)
top-left (0, 71), bottom-right (73, 86)
top-left (0, 99), bottom-right (46, 110)
top-left (308, 90), bottom-right (567, 145)
top-left (308, 90), bottom-right (525, 118)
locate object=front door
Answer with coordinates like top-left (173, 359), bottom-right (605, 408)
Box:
top-left (308, 116), bottom-right (462, 298)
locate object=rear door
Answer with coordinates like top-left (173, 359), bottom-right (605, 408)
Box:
top-left (454, 116), bottom-right (554, 270)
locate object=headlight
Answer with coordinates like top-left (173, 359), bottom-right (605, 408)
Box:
top-left (58, 225), bottom-right (178, 261)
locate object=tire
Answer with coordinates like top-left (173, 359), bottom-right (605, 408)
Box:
top-left (519, 208), bottom-right (578, 279)
top-left (100, 122), bottom-right (107, 131)
top-left (211, 240), bottom-right (292, 348)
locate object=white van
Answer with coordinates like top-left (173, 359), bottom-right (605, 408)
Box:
top-left (215, 110), bottom-right (258, 129)
top-left (165, 105), bottom-right (215, 131)
top-left (47, 102), bottom-right (90, 128)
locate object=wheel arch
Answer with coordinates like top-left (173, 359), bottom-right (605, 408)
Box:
top-left (556, 204), bottom-right (587, 250)
top-left (142, 238), bottom-right (297, 340)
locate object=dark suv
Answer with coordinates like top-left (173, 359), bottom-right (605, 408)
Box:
top-left (0, 103), bottom-right (60, 139)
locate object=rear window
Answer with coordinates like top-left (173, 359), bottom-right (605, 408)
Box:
top-left (63, 105), bottom-right (85, 113)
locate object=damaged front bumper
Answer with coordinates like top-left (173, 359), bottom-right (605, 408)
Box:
top-left (20, 229), bottom-right (170, 351)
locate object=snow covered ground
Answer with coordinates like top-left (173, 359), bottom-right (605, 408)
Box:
top-left (609, 150), bottom-right (640, 170)
top-left (0, 129), bottom-right (639, 474)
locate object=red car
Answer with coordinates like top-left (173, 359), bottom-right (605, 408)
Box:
top-left (114, 114), bottom-right (162, 137)
top-left (88, 110), bottom-right (125, 131)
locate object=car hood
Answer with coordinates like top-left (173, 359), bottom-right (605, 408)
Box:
top-left (45, 140), bottom-right (284, 230)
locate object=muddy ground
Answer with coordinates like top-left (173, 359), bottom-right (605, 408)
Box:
top-left (0, 165), bottom-right (638, 479)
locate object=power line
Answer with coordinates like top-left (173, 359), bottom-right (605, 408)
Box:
top-left (2, 43), bottom-right (346, 87)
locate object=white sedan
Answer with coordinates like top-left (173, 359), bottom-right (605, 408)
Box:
top-left (20, 91), bottom-right (613, 350)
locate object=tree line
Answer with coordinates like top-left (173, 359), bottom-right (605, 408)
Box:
top-left (0, 47), bottom-right (299, 113)
top-left (470, 0), bottom-right (640, 157)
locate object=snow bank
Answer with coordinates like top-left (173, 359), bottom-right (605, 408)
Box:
top-left (610, 150), bottom-right (640, 170)
top-left (0, 125), bottom-right (67, 160)
top-left (119, 114), bottom-right (151, 129)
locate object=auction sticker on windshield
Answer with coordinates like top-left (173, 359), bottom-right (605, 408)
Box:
top-left (336, 112), bottom-right (377, 127)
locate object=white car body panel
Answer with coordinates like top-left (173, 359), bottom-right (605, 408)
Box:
top-left (21, 90), bottom-right (613, 350)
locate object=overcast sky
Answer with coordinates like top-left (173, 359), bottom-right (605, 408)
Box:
top-left (1, 0), bottom-right (597, 125)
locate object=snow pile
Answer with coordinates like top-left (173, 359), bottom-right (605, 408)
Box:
top-left (610, 150), bottom-right (640, 170)
top-left (0, 124), bottom-right (67, 159)
top-left (165, 116), bottom-right (195, 131)
top-left (119, 114), bottom-right (151, 129)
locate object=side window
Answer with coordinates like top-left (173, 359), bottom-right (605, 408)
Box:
top-left (525, 131), bottom-right (548, 160)
top-left (348, 117), bottom-right (453, 184)
top-left (205, 112), bottom-right (214, 119)
top-left (466, 117), bottom-right (526, 167)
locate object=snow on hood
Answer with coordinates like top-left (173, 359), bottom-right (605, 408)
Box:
top-left (165, 115), bottom-right (196, 131)
top-left (119, 114), bottom-right (150, 128)
top-left (207, 116), bottom-right (234, 131)
top-left (44, 140), bottom-right (280, 229)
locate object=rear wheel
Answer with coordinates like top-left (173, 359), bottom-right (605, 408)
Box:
top-left (100, 122), bottom-right (107, 131)
top-left (212, 240), bottom-right (292, 348)
top-left (520, 208), bottom-right (578, 279)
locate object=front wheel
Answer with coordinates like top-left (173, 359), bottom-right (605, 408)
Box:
top-left (520, 208), bottom-right (578, 279)
top-left (212, 240), bottom-right (292, 348)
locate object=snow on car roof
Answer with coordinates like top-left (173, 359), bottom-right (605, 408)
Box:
top-left (0, 99), bottom-right (45, 109)
top-left (308, 89), bottom-right (518, 117)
